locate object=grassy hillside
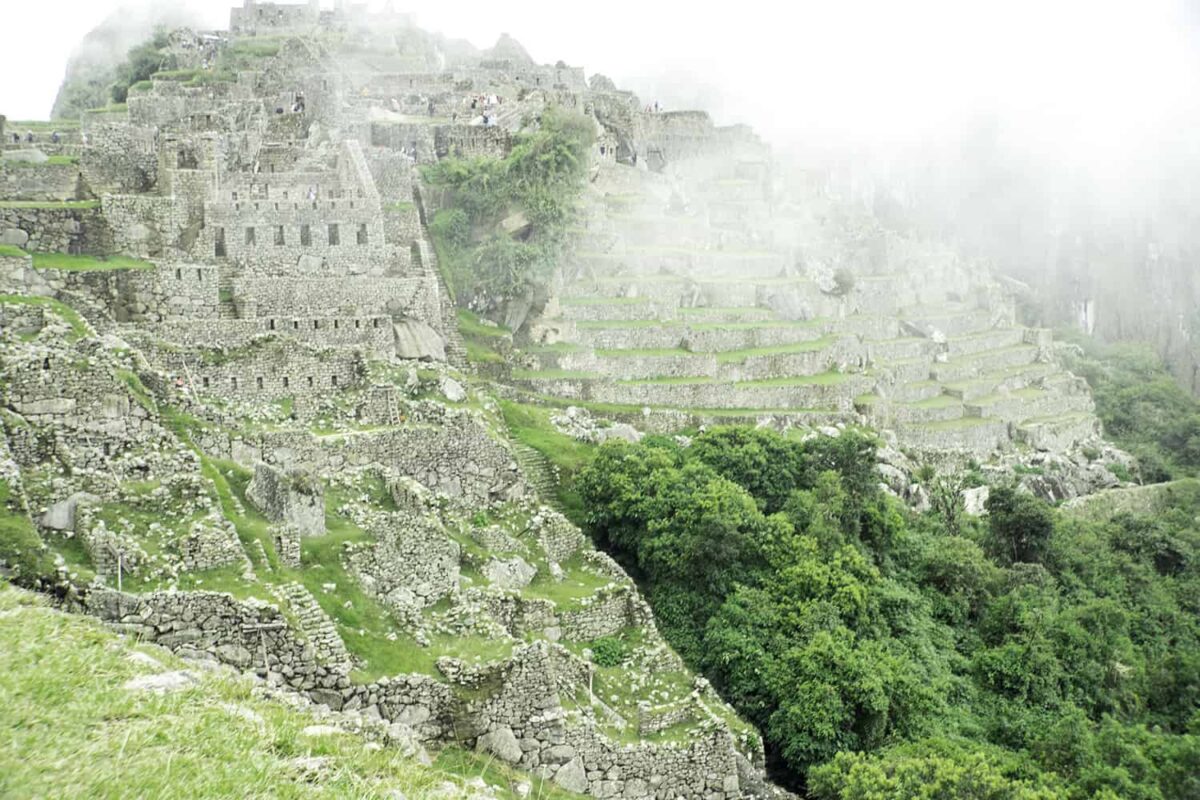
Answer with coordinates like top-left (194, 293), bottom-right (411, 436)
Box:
top-left (0, 582), bottom-right (578, 800)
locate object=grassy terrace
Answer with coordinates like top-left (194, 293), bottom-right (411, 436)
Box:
top-left (714, 336), bottom-right (837, 363)
top-left (0, 584), bottom-right (580, 800)
top-left (689, 319), bottom-right (824, 331)
top-left (0, 294), bottom-right (89, 340)
top-left (559, 296), bottom-right (650, 306)
top-left (737, 370), bottom-right (852, 387)
top-left (0, 244), bottom-right (27, 259)
top-left (912, 416), bottom-right (998, 431)
top-left (677, 306), bottom-right (769, 316)
top-left (2, 155), bottom-right (80, 167)
top-left (32, 253), bottom-right (153, 271)
top-left (970, 387), bottom-right (1045, 406)
top-left (940, 343), bottom-right (1037, 367)
top-left (457, 309), bottom-right (510, 339)
top-left (575, 319), bottom-right (681, 330)
top-left (620, 376), bottom-right (716, 386)
top-left (595, 347), bottom-right (692, 358)
top-left (512, 369), bottom-right (599, 381)
top-left (907, 393), bottom-right (962, 409)
top-left (0, 200), bottom-right (99, 209)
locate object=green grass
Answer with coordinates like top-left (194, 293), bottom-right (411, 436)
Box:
top-left (499, 401), bottom-right (596, 523)
top-left (0, 481), bottom-right (53, 582)
top-left (83, 104), bottom-right (127, 115)
top-left (512, 369), bottom-right (599, 381)
top-left (677, 306), bottom-right (767, 316)
top-left (0, 200), bottom-right (99, 209)
top-left (619, 376), bottom-right (715, 386)
top-left (908, 394), bottom-right (962, 409)
top-left (914, 417), bottom-right (997, 431)
top-left (736, 370), bottom-right (850, 387)
top-left (32, 253), bottom-right (153, 271)
top-left (595, 347), bottom-right (693, 358)
top-left (714, 335), bottom-right (836, 364)
top-left (689, 319), bottom-right (823, 331)
top-left (523, 342), bottom-right (588, 354)
top-left (0, 583), bottom-right (574, 800)
top-left (0, 294), bottom-right (90, 340)
top-left (2, 154), bottom-right (79, 168)
top-left (0, 244), bottom-right (27, 259)
top-left (465, 339), bottom-right (504, 364)
top-left (457, 309), bottom-right (510, 339)
top-left (559, 296), bottom-right (649, 306)
top-left (151, 68), bottom-right (202, 81)
top-left (384, 201), bottom-right (415, 213)
top-left (575, 320), bottom-right (681, 330)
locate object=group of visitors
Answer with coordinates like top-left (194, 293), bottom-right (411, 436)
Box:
top-left (644, 100), bottom-right (663, 113)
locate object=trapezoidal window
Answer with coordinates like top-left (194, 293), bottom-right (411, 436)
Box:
top-left (357, 223), bottom-right (368, 245)
top-left (327, 223), bottom-right (339, 245)
top-left (274, 225), bottom-right (285, 246)
top-left (245, 227), bottom-right (256, 245)
top-left (300, 224), bottom-right (311, 246)
top-left (256, 377), bottom-right (263, 389)
top-left (214, 227), bottom-right (226, 257)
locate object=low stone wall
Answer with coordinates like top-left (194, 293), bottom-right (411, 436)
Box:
top-left (144, 317), bottom-right (393, 353)
top-left (183, 343), bottom-right (365, 403)
top-left (34, 263), bottom-right (219, 322)
top-left (346, 514), bottom-right (461, 608)
top-left (242, 414), bottom-right (523, 505)
top-left (0, 205), bottom-right (111, 254)
top-left (0, 162), bottom-right (81, 201)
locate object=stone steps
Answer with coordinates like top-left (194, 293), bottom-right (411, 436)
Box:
top-left (946, 327), bottom-right (1028, 357)
top-left (943, 362), bottom-right (1058, 401)
top-left (510, 442), bottom-right (560, 509)
top-left (1016, 412), bottom-right (1102, 451)
top-left (270, 581), bottom-right (349, 668)
top-left (930, 345), bottom-right (1039, 383)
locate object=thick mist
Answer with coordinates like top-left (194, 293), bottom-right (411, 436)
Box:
top-left (6, 0), bottom-right (1200, 383)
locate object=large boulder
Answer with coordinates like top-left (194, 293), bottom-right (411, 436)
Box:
top-left (393, 319), bottom-right (446, 362)
top-left (476, 725), bottom-right (522, 764)
top-left (245, 462), bottom-right (325, 536)
top-left (483, 556), bottom-right (537, 590)
top-left (40, 492), bottom-right (98, 531)
top-left (553, 758), bottom-right (588, 793)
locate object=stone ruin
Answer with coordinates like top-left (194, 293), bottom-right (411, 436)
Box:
top-left (0, 3), bottom-right (815, 797)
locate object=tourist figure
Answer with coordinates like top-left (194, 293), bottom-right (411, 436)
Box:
top-left (25, 131), bottom-right (34, 143)
top-left (50, 131), bottom-right (60, 144)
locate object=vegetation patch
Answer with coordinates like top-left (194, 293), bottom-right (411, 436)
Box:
top-left (32, 253), bottom-right (153, 271)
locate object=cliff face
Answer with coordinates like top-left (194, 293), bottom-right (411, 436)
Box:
top-left (50, 3), bottom-right (199, 119)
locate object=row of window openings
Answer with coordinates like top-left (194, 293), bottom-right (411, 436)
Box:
top-left (266, 318), bottom-right (383, 330)
top-left (230, 188), bottom-right (363, 201)
top-left (232, 200), bottom-right (357, 210)
top-left (213, 223), bottom-right (367, 255)
top-left (206, 375), bottom-right (340, 390)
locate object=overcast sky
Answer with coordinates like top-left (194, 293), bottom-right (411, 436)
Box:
top-left (3, 0), bottom-right (1199, 176)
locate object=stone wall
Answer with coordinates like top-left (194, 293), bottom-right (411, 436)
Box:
top-left (0, 162), bottom-right (82, 202)
top-left (79, 121), bottom-right (159, 194)
top-left (245, 413), bottom-right (523, 505)
top-left (34, 263), bottom-right (218, 322)
top-left (184, 341), bottom-right (365, 402)
top-left (345, 513), bottom-right (460, 608)
top-left (145, 317), bottom-right (393, 354)
top-left (0, 205), bottom-right (111, 255)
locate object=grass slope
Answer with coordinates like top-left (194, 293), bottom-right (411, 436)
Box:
top-left (0, 582), bottom-right (580, 799)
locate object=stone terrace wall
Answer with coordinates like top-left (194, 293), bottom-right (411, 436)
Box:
top-left (0, 205), bottom-right (111, 255)
top-left (34, 263), bottom-right (218, 322)
top-left (79, 122), bottom-right (158, 194)
top-left (146, 317), bottom-right (392, 353)
top-left (0, 163), bottom-right (82, 202)
top-left (241, 414), bottom-right (522, 504)
top-left (233, 275), bottom-right (443, 324)
top-left (184, 344), bottom-right (365, 402)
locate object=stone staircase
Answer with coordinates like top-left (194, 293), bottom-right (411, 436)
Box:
top-left (270, 581), bottom-right (349, 668)
top-left (216, 264), bottom-right (238, 320)
top-left (510, 441), bottom-right (561, 509)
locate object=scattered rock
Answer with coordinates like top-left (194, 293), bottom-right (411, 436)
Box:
top-left (476, 725), bottom-right (522, 763)
top-left (123, 670), bottom-right (198, 694)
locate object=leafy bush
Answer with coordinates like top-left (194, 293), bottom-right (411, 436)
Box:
top-left (423, 108), bottom-right (594, 314)
top-left (577, 425), bottom-right (1200, 796)
top-left (588, 636), bottom-right (626, 667)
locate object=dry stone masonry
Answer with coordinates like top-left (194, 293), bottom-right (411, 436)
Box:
top-left (0, 1), bottom-right (1137, 797)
